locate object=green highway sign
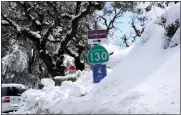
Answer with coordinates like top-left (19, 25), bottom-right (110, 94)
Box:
top-left (88, 45), bottom-right (109, 64)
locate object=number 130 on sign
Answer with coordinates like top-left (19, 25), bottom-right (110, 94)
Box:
top-left (90, 52), bottom-right (108, 61)
top-left (88, 45), bottom-right (109, 64)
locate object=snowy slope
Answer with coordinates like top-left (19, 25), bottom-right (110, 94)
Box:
top-left (15, 3), bottom-right (180, 114)
top-left (102, 43), bottom-right (134, 68)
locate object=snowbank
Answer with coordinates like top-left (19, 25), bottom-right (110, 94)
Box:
top-left (102, 43), bottom-right (134, 68)
top-left (107, 45), bottom-right (134, 68)
top-left (16, 69), bottom-right (112, 114)
top-left (41, 78), bottom-right (55, 87)
top-left (16, 3), bottom-right (180, 114)
top-left (54, 70), bottom-right (81, 80)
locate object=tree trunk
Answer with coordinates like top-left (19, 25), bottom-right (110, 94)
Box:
top-left (74, 56), bottom-right (85, 71)
top-left (39, 52), bottom-right (65, 77)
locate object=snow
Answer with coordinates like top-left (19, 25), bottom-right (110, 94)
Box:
top-left (72, 6), bottom-right (87, 20)
top-left (53, 27), bottom-right (62, 36)
top-left (35, 20), bottom-right (41, 25)
top-left (138, 2), bottom-right (172, 21)
top-left (67, 47), bottom-right (79, 57)
top-left (160, 3), bottom-right (180, 26)
top-left (4, 16), bottom-right (21, 32)
top-left (59, 81), bottom-right (87, 98)
top-left (41, 78), bottom-right (55, 87)
top-left (67, 29), bottom-right (72, 35)
top-left (55, 69), bottom-right (112, 93)
top-left (2, 83), bottom-right (28, 89)
top-left (54, 70), bottom-right (81, 80)
top-left (29, 31), bottom-right (41, 39)
top-left (16, 68), bottom-right (112, 114)
top-left (53, 43), bottom-right (61, 55)
top-left (1, 20), bottom-right (9, 25)
top-left (48, 34), bottom-right (54, 41)
top-left (129, 50), bottom-right (180, 114)
top-left (63, 54), bottom-right (74, 66)
top-left (2, 44), bottom-right (28, 75)
top-left (31, 49), bottom-right (33, 57)
top-left (61, 14), bottom-right (73, 19)
top-left (141, 21), bottom-right (158, 43)
top-left (15, 3), bottom-right (180, 114)
top-left (102, 43), bottom-right (135, 68)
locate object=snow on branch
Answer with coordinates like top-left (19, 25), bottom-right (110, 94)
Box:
top-left (1, 20), bottom-right (9, 25)
top-left (63, 2), bottom-right (92, 42)
top-left (57, 2), bottom-right (103, 58)
top-left (64, 47), bottom-right (79, 58)
top-left (72, 4), bottom-right (90, 21)
top-left (2, 14), bottom-right (21, 32)
top-left (2, 44), bottom-right (29, 75)
top-left (26, 29), bottom-right (41, 39)
top-left (61, 14), bottom-right (73, 20)
top-left (47, 34), bottom-right (61, 43)
top-left (67, 47), bottom-right (79, 57)
top-left (2, 13), bottom-right (42, 41)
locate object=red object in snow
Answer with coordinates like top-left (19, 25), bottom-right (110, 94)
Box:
top-left (68, 66), bottom-right (76, 74)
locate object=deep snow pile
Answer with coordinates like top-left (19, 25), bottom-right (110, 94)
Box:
top-left (41, 78), bottom-right (55, 87)
top-left (106, 44), bottom-right (134, 68)
top-left (16, 3), bottom-right (180, 114)
top-left (15, 69), bottom-right (112, 114)
top-left (99, 43), bottom-right (134, 68)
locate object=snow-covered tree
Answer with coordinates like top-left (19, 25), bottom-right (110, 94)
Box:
top-left (155, 2), bottom-right (180, 49)
top-left (1, 1), bottom-right (104, 87)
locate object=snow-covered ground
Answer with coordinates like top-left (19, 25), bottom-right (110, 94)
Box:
top-left (15, 3), bottom-right (180, 114)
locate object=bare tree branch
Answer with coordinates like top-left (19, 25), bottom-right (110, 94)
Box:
top-left (98, 5), bottom-right (123, 36)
